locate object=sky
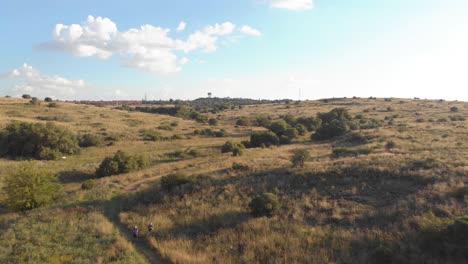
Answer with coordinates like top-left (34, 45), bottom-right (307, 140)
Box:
top-left (0, 0), bottom-right (467, 101)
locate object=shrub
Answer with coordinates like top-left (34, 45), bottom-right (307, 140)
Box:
top-left (157, 125), bottom-right (174, 131)
top-left (385, 140), bottom-right (397, 151)
top-left (141, 129), bottom-right (163, 141)
top-left (0, 122), bottom-right (80, 160)
top-left (96, 150), bottom-right (148, 177)
top-left (232, 146), bottom-right (244, 156)
top-left (312, 118), bottom-right (349, 140)
top-left (3, 162), bottom-right (62, 211)
top-left (250, 131), bottom-right (279, 147)
top-left (282, 127), bottom-right (299, 144)
top-left (221, 141), bottom-right (236, 153)
top-left (450, 106), bottom-right (459, 112)
top-left (208, 118), bottom-right (218, 126)
top-left (44, 97), bottom-right (53, 102)
top-left (297, 117), bottom-right (322, 131)
top-left (160, 173), bottom-right (193, 191)
top-left (22, 94), bottom-right (31, 99)
top-left (254, 115), bottom-right (271, 127)
top-left (236, 117), bottom-right (250, 126)
top-left (249, 193), bottom-right (281, 217)
top-left (270, 120), bottom-right (289, 137)
top-left (30, 97), bottom-right (40, 105)
top-left (81, 179), bottom-right (96, 190)
top-left (47, 102), bottom-right (59, 108)
top-left (295, 124), bottom-right (307, 135)
top-left (78, 133), bottom-right (103, 147)
top-left (232, 162), bottom-right (250, 171)
top-left (317, 108), bottom-right (352, 124)
top-left (290, 149), bottom-right (311, 167)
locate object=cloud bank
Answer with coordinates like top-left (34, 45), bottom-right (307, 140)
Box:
top-left (40, 16), bottom-right (261, 74)
top-left (1, 63), bottom-right (85, 98)
top-left (269, 0), bottom-right (313, 10)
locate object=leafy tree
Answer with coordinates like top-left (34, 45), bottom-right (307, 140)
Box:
top-left (78, 133), bottom-right (104, 147)
top-left (30, 97), bottom-right (40, 105)
top-left (22, 94), bottom-right (31, 99)
top-left (290, 149), bottom-right (311, 167)
top-left (0, 122), bottom-right (80, 160)
top-left (312, 118), bottom-right (349, 140)
top-left (249, 193), bottom-right (281, 217)
top-left (250, 131), bottom-right (279, 147)
top-left (44, 97), bottom-right (53, 102)
top-left (208, 118), bottom-right (218, 126)
top-left (254, 115), bottom-right (272, 128)
top-left (269, 120), bottom-right (289, 137)
top-left (96, 150), bottom-right (148, 177)
top-left (3, 162), bottom-right (62, 211)
top-left (317, 108), bottom-right (352, 124)
top-left (282, 114), bottom-right (297, 126)
top-left (297, 116), bottom-right (322, 131)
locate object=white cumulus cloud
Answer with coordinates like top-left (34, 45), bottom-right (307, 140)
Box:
top-left (2, 63), bottom-right (85, 98)
top-left (177, 21), bottom-right (186, 31)
top-left (40, 16), bottom-right (260, 74)
top-left (270, 0), bottom-right (313, 10)
top-left (239, 25), bottom-right (262, 36)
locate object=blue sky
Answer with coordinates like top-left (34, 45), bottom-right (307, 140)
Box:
top-left (0, 0), bottom-right (467, 100)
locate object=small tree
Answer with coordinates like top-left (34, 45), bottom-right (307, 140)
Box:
top-left (3, 162), bottom-right (62, 211)
top-left (44, 97), bottom-right (53, 102)
top-left (22, 94), bottom-right (31, 99)
top-left (208, 118), bottom-right (218, 126)
top-left (96, 150), bottom-right (148, 177)
top-left (290, 149), bottom-right (311, 167)
top-left (249, 193), bottom-right (281, 217)
top-left (30, 97), bottom-right (40, 105)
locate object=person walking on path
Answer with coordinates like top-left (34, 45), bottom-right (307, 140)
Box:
top-left (133, 225), bottom-right (139, 238)
top-left (147, 223), bottom-right (154, 237)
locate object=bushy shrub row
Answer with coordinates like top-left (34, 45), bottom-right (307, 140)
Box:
top-left (0, 122), bottom-right (80, 160)
top-left (96, 150), bottom-right (148, 177)
top-left (194, 128), bottom-right (227, 137)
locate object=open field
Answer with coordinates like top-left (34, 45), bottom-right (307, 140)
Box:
top-left (0, 96), bottom-right (467, 263)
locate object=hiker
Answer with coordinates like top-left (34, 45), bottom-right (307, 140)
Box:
top-left (133, 225), bottom-right (139, 238)
top-left (147, 222), bottom-right (154, 237)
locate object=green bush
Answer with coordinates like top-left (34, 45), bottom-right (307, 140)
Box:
top-left (297, 116), bottom-right (322, 131)
top-left (221, 141), bottom-right (236, 153)
top-left (96, 150), bottom-right (148, 177)
top-left (44, 97), bottom-right (53, 102)
top-left (232, 162), bottom-right (250, 171)
top-left (290, 149), bottom-right (311, 167)
top-left (295, 124), bottom-right (307, 135)
top-left (250, 131), bottom-right (280, 147)
top-left (236, 117), bottom-right (250, 126)
top-left (232, 146), bottom-right (244, 156)
top-left (141, 129), bottom-right (163, 141)
top-left (78, 133), bottom-right (104, 147)
top-left (254, 115), bottom-right (272, 127)
top-left (208, 118), bottom-right (218, 126)
top-left (249, 193), bottom-right (281, 217)
top-left (270, 120), bottom-right (289, 137)
top-left (30, 97), bottom-right (40, 105)
top-left (3, 162), bottom-right (62, 211)
top-left (22, 94), bottom-right (31, 99)
top-left (160, 173), bottom-right (193, 191)
top-left (312, 118), bottom-right (350, 140)
top-left (0, 122), bottom-right (80, 160)
top-left (81, 179), bottom-right (96, 190)
top-left (47, 102), bottom-right (59, 108)
top-left (450, 106), bottom-right (459, 112)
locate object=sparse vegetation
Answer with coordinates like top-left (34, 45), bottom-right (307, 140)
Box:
top-left (3, 162), bottom-right (62, 211)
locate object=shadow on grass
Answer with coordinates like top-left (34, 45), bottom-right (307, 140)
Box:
top-left (158, 211), bottom-right (250, 239)
top-left (57, 170), bottom-right (95, 183)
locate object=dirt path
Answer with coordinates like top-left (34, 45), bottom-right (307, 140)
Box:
top-left (102, 197), bottom-right (169, 264)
